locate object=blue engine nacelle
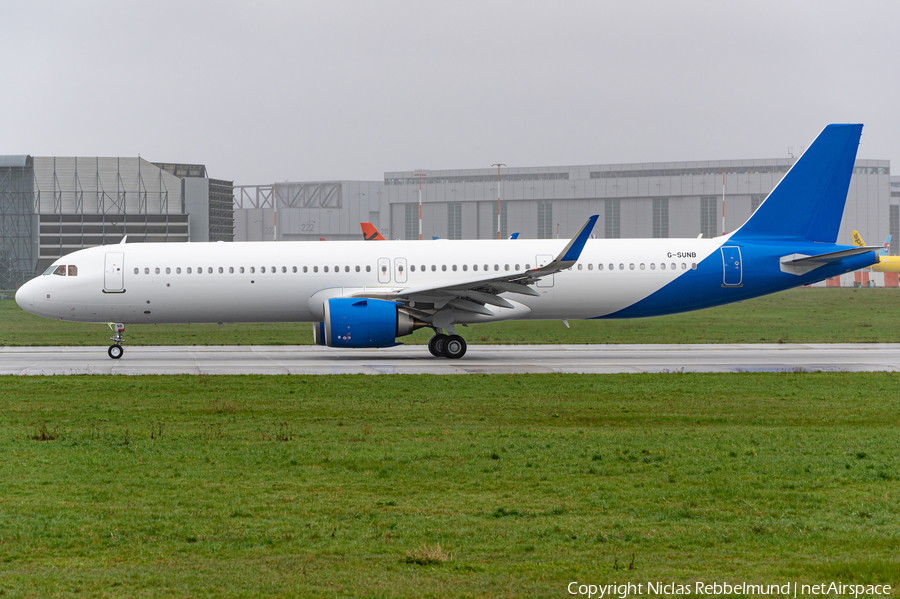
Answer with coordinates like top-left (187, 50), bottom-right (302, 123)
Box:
top-left (313, 298), bottom-right (425, 348)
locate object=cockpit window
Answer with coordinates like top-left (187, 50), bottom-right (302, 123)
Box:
top-left (68, 265), bottom-right (78, 276)
top-left (53, 265), bottom-right (67, 276)
top-left (43, 265), bottom-right (58, 275)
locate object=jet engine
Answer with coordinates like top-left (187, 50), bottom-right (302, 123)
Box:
top-left (313, 297), bottom-right (426, 348)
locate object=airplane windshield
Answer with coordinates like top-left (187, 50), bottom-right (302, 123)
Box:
top-left (42, 264), bottom-right (77, 276)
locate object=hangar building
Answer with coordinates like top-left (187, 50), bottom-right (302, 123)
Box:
top-left (234, 157), bottom-right (894, 255)
top-left (0, 155), bottom-right (233, 289)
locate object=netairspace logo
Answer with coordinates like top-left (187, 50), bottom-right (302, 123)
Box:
top-left (566, 581), bottom-right (894, 598)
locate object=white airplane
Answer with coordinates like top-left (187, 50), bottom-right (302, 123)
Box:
top-left (16, 124), bottom-right (880, 360)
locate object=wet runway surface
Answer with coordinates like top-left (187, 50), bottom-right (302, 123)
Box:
top-left (2, 343), bottom-right (900, 375)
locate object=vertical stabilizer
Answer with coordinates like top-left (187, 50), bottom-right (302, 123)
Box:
top-left (730, 124), bottom-right (862, 243)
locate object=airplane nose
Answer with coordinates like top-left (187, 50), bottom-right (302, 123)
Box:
top-left (15, 281), bottom-right (33, 311)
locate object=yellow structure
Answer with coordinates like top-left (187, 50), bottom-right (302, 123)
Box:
top-left (851, 231), bottom-right (900, 273)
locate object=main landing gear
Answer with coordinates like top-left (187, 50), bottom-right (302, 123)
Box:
top-left (428, 332), bottom-right (467, 359)
top-left (107, 323), bottom-right (125, 359)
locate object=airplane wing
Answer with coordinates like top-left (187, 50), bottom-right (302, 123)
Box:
top-left (353, 215), bottom-right (598, 317)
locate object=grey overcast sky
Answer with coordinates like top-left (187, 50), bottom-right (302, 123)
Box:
top-left (3, 0), bottom-right (898, 184)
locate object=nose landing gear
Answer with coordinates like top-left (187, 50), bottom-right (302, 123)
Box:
top-left (107, 323), bottom-right (125, 359)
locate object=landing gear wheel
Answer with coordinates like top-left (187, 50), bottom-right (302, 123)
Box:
top-left (428, 334), bottom-right (448, 357)
top-left (108, 344), bottom-right (124, 359)
top-left (442, 335), bottom-right (467, 359)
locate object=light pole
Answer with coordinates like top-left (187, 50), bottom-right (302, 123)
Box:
top-left (492, 163), bottom-right (506, 239)
top-left (413, 170), bottom-right (429, 240)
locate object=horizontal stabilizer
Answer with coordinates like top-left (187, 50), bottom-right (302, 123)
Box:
top-left (780, 246), bottom-right (880, 275)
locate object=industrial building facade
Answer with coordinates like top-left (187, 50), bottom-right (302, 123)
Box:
top-left (3, 150), bottom-right (895, 292)
top-left (0, 156), bottom-right (233, 289)
top-left (234, 158), bottom-right (894, 257)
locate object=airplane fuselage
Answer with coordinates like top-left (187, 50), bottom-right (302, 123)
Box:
top-left (17, 235), bottom-right (873, 326)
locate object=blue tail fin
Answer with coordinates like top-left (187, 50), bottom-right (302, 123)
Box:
top-left (730, 124), bottom-right (862, 243)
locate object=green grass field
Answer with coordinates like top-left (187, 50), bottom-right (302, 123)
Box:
top-left (1, 374), bottom-right (898, 597)
top-left (2, 287), bottom-right (900, 346)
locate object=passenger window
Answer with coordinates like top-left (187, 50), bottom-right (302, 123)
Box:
top-left (588, 264), bottom-right (593, 270)
top-left (282, 266), bottom-right (287, 273)
top-left (313, 266), bottom-right (318, 273)
top-left (261, 267), bottom-right (266, 273)
top-left (187, 267), bottom-right (192, 274)
top-left (505, 264), bottom-right (510, 271)
top-left (292, 266), bottom-right (296, 273)
top-left (681, 263), bottom-right (687, 270)
top-left (525, 264), bottom-right (531, 269)
top-left (239, 267), bottom-right (244, 274)
top-left (219, 267), bottom-right (224, 274)
top-left (629, 264), bottom-right (635, 270)
top-left (691, 263), bottom-right (697, 270)
top-left (442, 265), bottom-right (447, 272)
top-left (431, 265), bottom-right (436, 272)
top-left (619, 264), bottom-right (625, 270)
top-left (133, 268), bottom-right (139, 275)
top-left (207, 267), bottom-right (212, 274)
top-left (68, 265), bottom-right (78, 276)
top-left (303, 266), bottom-right (308, 273)
top-left (671, 263), bottom-right (676, 270)
top-left (494, 264), bottom-right (499, 271)
top-left (598, 264), bottom-right (603, 270)
top-left (177, 267), bottom-right (182, 274)
top-left (144, 267), bottom-right (150, 274)
top-left (155, 267), bottom-right (161, 274)
top-left (661, 263), bottom-right (666, 270)
top-left (355, 266), bottom-right (360, 272)
top-left (472, 265), bottom-right (477, 271)
top-left (485, 264), bottom-right (489, 271)
top-left (577, 264), bottom-right (583, 270)
top-left (452, 265), bottom-right (457, 272)
top-left (229, 267), bottom-right (234, 274)
top-left (609, 264), bottom-right (614, 270)
top-left (334, 266), bottom-right (339, 272)
top-left (640, 264), bottom-right (645, 270)
top-left (250, 267), bottom-right (255, 274)
top-left (344, 266), bottom-right (349, 273)
top-left (411, 265), bottom-right (416, 272)
top-left (324, 266), bottom-right (329, 273)
top-left (272, 266), bottom-right (276, 273)
top-left (366, 266), bottom-right (371, 272)
top-left (650, 263), bottom-right (656, 270)
top-left (515, 264), bottom-right (520, 270)
top-left (462, 265), bottom-right (468, 271)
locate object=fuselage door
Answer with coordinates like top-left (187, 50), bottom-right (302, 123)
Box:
top-left (377, 257), bottom-right (391, 284)
top-left (535, 254), bottom-right (554, 288)
top-left (104, 252), bottom-right (125, 293)
top-left (721, 246), bottom-right (742, 286)
top-left (394, 258), bottom-right (408, 284)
